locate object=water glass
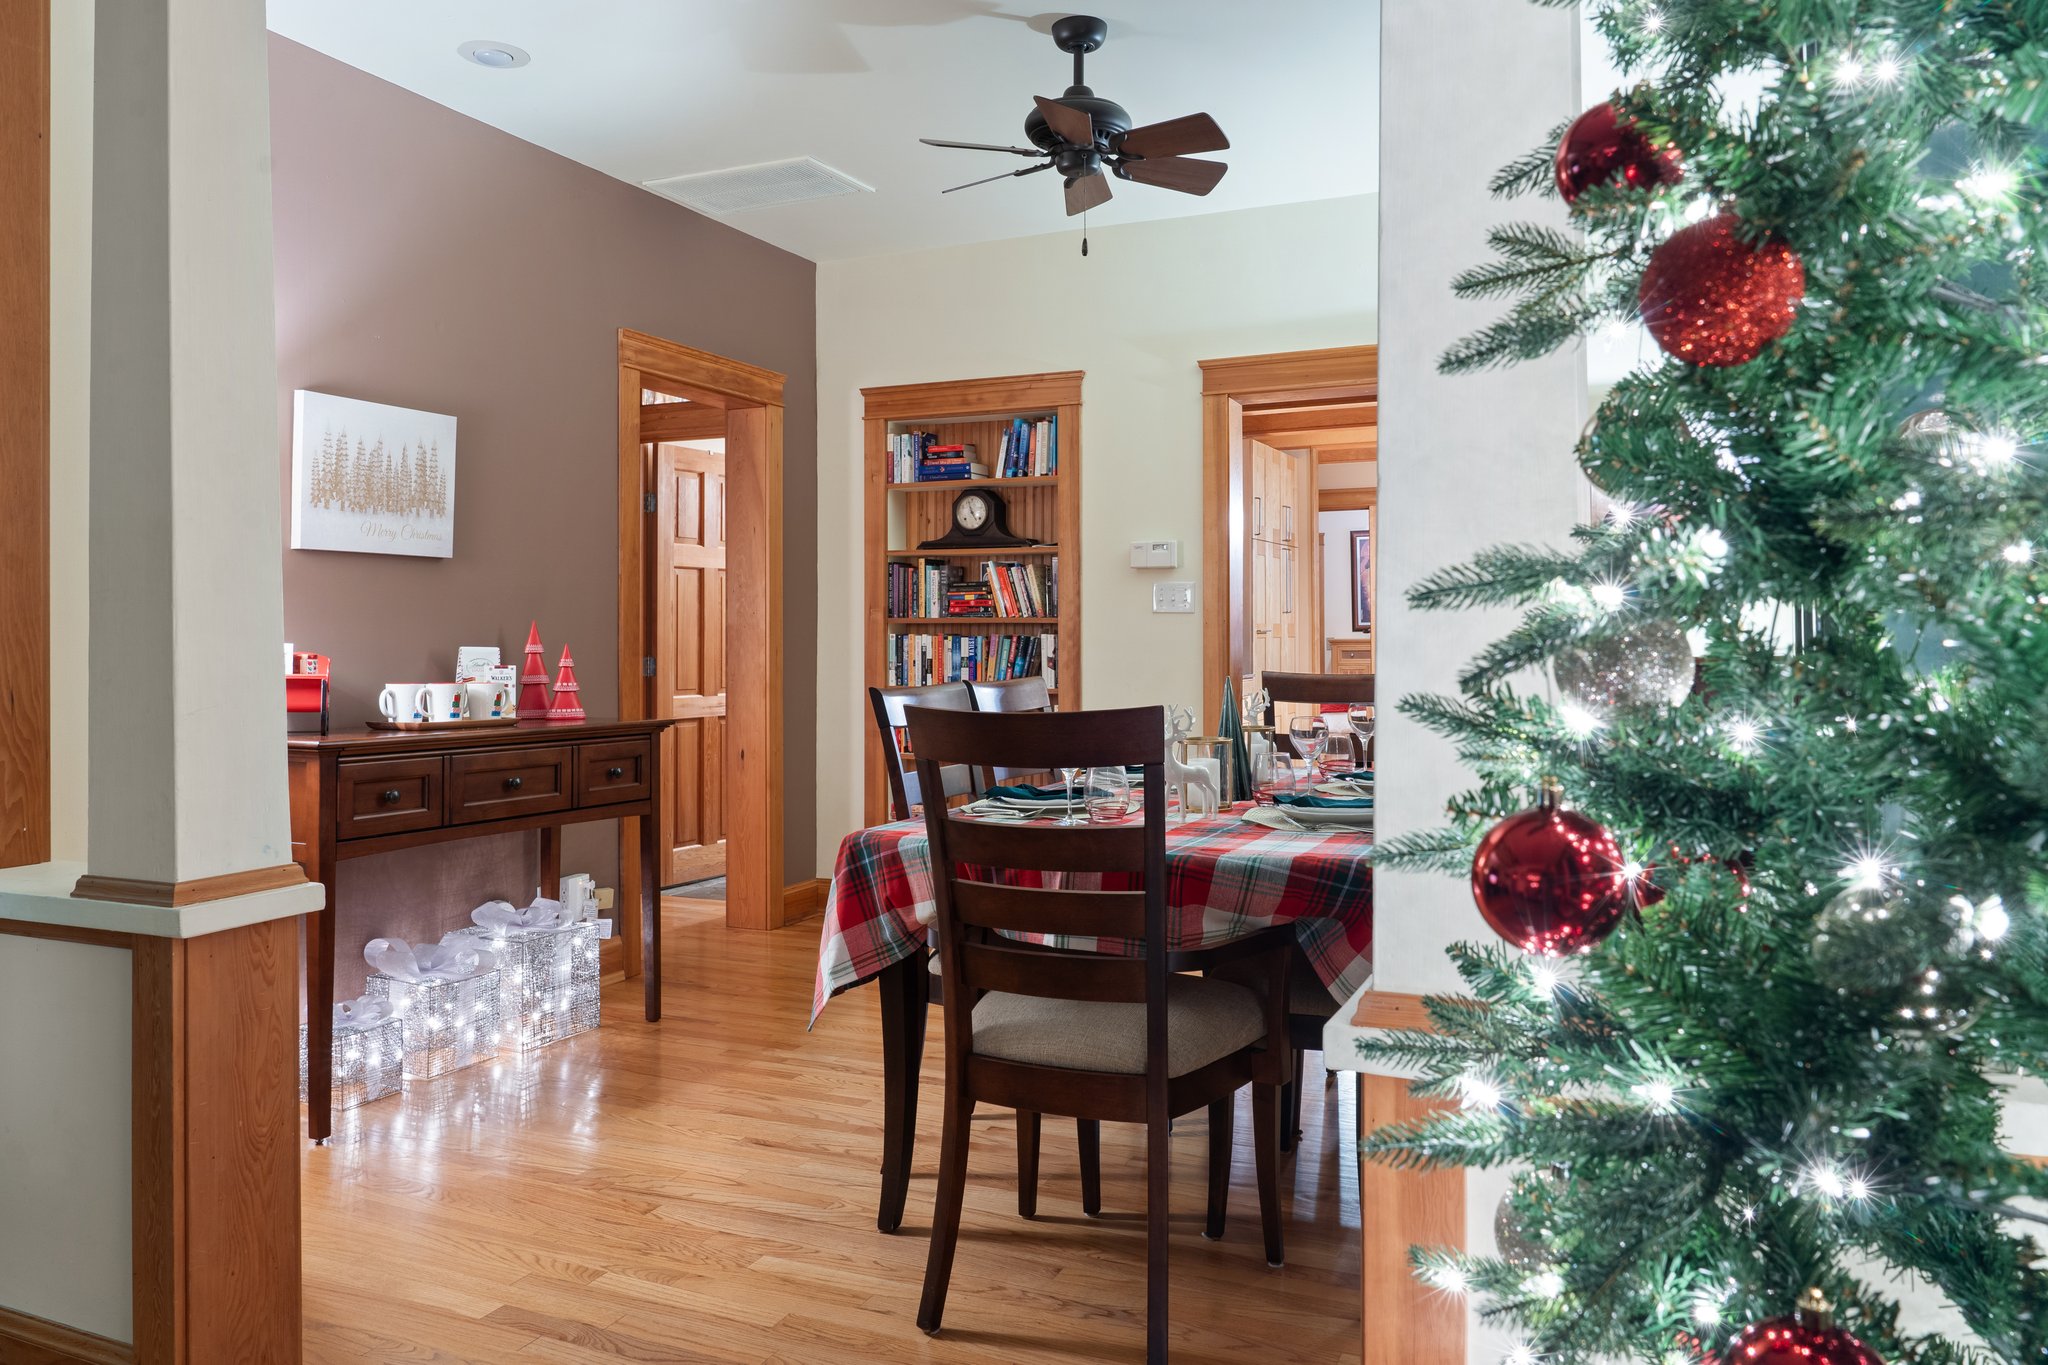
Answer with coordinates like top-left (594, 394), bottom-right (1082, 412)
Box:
top-left (1288, 715), bottom-right (1330, 773)
top-left (1084, 767), bottom-right (1133, 824)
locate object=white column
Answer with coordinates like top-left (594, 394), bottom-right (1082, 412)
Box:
top-left (84, 0), bottom-right (293, 886)
top-left (1374, 0), bottom-right (1587, 998)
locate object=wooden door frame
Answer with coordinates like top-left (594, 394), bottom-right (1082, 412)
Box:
top-left (617, 329), bottom-right (786, 943)
top-left (1198, 346), bottom-right (1378, 732)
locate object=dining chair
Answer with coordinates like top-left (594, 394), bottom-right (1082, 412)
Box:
top-left (865, 680), bottom-right (1099, 1233)
top-left (906, 704), bottom-right (1290, 1364)
top-left (1259, 669), bottom-right (1374, 1152)
top-left (967, 675), bottom-right (1054, 788)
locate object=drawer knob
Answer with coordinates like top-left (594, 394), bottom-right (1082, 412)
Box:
top-left (380, 789), bottom-right (401, 804)
top-left (606, 766), bottom-right (624, 779)
top-left (503, 776), bottom-right (524, 791)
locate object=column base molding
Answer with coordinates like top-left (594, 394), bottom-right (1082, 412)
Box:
top-left (71, 863), bottom-right (307, 907)
top-left (1359, 1071), bottom-right (1464, 1365)
top-left (781, 878), bottom-right (830, 925)
top-left (1349, 988), bottom-right (1436, 1031)
top-left (0, 1303), bottom-right (132, 1365)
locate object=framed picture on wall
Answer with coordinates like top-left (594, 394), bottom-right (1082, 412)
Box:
top-left (290, 390), bottom-right (458, 558)
top-left (1350, 519), bottom-right (1374, 634)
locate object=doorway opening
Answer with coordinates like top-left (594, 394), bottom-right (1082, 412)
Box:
top-left (616, 330), bottom-right (788, 943)
top-left (1197, 347), bottom-right (1379, 732)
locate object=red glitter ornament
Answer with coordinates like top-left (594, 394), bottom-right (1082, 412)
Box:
top-left (1555, 102), bottom-right (1683, 203)
top-left (1470, 786), bottom-right (1637, 957)
top-left (1723, 1290), bottom-right (1886, 1365)
top-left (1639, 214), bottom-right (1805, 367)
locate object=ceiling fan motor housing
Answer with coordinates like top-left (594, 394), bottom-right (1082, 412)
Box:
top-left (1024, 91), bottom-right (1132, 152)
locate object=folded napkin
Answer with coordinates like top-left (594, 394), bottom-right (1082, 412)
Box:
top-left (985, 783), bottom-right (1076, 802)
top-left (471, 897), bottom-right (567, 933)
top-left (1324, 769), bottom-right (1374, 782)
top-left (1274, 791), bottom-right (1374, 810)
top-left (364, 937), bottom-right (497, 984)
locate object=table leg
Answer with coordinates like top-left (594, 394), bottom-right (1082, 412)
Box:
top-left (640, 807), bottom-right (660, 1023)
top-left (538, 825), bottom-right (561, 900)
top-left (306, 876), bottom-right (337, 1143)
top-left (876, 950), bottom-right (928, 1233)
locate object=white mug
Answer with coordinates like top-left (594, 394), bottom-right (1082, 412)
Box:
top-left (416, 682), bottom-right (469, 723)
top-left (464, 680), bottom-right (509, 720)
top-left (377, 683), bottom-right (429, 723)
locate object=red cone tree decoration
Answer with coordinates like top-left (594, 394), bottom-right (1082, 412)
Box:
top-left (518, 621), bottom-right (551, 719)
top-left (546, 646), bottom-right (585, 721)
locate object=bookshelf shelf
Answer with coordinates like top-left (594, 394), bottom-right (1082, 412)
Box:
top-left (863, 370), bottom-right (1082, 825)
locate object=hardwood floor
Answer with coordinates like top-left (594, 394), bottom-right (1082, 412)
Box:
top-left (302, 898), bottom-right (1362, 1364)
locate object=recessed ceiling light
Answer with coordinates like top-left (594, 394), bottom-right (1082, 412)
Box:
top-left (457, 40), bottom-right (530, 70)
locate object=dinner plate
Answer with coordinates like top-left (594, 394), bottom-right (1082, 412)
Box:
top-left (1314, 781), bottom-right (1374, 798)
top-left (1241, 804), bottom-right (1374, 832)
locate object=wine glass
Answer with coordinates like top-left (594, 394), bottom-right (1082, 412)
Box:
top-left (1288, 715), bottom-right (1330, 776)
top-left (1345, 702), bottom-right (1376, 771)
top-left (1084, 767), bottom-right (1133, 823)
top-left (1058, 765), bottom-right (1084, 825)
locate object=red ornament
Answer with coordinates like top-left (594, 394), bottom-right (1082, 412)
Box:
top-left (1556, 102), bottom-right (1683, 203)
top-left (1723, 1290), bottom-right (1885, 1365)
top-left (518, 622), bottom-right (551, 719)
top-left (1639, 214), bottom-right (1805, 367)
top-left (546, 646), bottom-right (585, 721)
top-left (1470, 788), bottom-right (1637, 957)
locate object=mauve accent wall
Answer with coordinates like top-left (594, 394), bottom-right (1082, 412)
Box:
top-left (269, 36), bottom-right (819, 892)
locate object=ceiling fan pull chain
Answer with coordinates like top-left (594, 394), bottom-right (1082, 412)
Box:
top-left (1082, 210), bottom-right (1089, 257)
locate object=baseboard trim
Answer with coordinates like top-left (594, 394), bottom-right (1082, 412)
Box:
top-left (1349, 989), bottom-right (1435, 1032)
top-left (73, 862), bottom-right (308, 907)
top-left (0, 1304), bottom-right (133, 1365)
top-left (780, 878), bottom-right (830, 926)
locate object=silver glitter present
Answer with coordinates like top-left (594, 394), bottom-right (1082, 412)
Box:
top-left (362, 969), bottom-right (504, 1078)
top-left (297, 1013), bottom-right (404, 1110)
top-left (448, 921), bottom-right (601, 1049)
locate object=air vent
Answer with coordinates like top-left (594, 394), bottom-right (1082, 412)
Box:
top-left (643, 157), bottom-right (872, 216)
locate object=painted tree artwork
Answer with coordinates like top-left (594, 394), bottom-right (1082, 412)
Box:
top-left (290, 390), bottom-right (458, 558)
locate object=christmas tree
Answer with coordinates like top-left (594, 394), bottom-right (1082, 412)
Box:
top-left (1362, 4), bottom-right (2048, 1364)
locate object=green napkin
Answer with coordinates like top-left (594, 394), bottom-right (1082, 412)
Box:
top-left (985, 783), bottom-right (1072, 802)
top-left (1274, 791), bottom-right (1374, 810)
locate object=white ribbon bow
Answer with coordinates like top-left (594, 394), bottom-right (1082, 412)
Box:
top-left (363, 937), bottom-right (495, 984)
top-left (470, 898), bottom-right (566, 933)
top-left (334, 996), bottom-right (399, 1029)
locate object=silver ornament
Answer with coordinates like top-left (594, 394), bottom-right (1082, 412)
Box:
top-left (1493, 1194), bottom-right (1550, 1270)
top-left (1896, 967), bottom-right (1975, 1037)
top-left (1554, 618), bottom-right (1695, 714)
top-left (1808, 884), bottom-right (1932, 994)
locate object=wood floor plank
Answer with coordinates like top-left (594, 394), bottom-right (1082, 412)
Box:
top-left (303, 898), bottom-right (1360, 1362)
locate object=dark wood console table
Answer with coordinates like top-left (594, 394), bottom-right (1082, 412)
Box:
top-left (287, 717), bottom-right (671, 1141)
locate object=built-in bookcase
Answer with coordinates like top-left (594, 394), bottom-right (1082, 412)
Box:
top-left (861, 371), bottom-right (1082, 825)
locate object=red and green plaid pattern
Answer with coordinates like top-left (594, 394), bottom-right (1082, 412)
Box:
top-left (811, 809), bottom-right (1373, 1024)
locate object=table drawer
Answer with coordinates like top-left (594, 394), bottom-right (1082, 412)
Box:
top-left (447, 746), bottom-right (573, 825)
top-left (577, 738), bottom-right (653, 807)
top-left (336, 757), bottom-right (444, 840)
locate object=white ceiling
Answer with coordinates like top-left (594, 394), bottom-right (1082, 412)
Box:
top-left (265, 1), bottom-right (1379, 262)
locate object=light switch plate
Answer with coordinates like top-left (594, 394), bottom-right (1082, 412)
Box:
top-left (1152, 581), bottom-right (1195, 613)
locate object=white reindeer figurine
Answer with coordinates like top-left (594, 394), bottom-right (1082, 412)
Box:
top-left (1163, 705), bottom-right (1221, 818)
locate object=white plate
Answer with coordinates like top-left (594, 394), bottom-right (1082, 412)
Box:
top-left (1242, 804), bottom-right (1373, 832)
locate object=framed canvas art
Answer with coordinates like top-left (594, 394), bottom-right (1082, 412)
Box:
top-left (290, 390), bottom-right (457, 558)
top-left (1350, 519), bottom-right (1374, 634)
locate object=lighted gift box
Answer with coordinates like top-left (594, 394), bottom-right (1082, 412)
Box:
top-left (362, 969), bottom-right (504, 1078)
top-left (297, 1005), bottom-right (404, 1111)
top-left (448, 912), bottom-right (601, 1050)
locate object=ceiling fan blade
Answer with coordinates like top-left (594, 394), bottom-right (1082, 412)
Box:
top-left (1119, 155), bottom-right (1228, 196)
top-left (1065, 170), bottom-right (1112, 216)
top-left (1118, 112), bottom-right (1230, 159)
top-left (942, 163), bottom-right (1054, 194)
top-left (920, 138), bottom-right (1047, 157)
top-left (1034, 95), bottom-right (1096, 147)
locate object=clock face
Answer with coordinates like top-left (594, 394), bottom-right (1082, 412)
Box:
top-left (956, 492), bottom-right (991, 532)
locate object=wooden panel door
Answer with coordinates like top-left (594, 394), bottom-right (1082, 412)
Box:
top-left (656, 444), bottom-right (727, 886)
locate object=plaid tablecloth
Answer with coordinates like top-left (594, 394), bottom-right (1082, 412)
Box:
top-left (811, 809), bottom-right (1373, 1024)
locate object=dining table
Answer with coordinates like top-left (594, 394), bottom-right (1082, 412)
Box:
top-left (811, 802), bottom-right (1374, 1231)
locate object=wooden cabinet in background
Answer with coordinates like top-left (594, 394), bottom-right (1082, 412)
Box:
top-left (1329, 636), bottom-right (1374, 676)
top-left (1247, 439), bottom-right (1314, 680)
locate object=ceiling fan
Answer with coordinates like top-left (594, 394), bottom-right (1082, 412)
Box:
top-left (921, 14), bottom-right (1230, 219)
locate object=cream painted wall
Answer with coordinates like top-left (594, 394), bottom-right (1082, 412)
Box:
top-left (0, 937), bottom-right (131, 1342)
top-left (50, 0), bottom-right (91, 861)
top-left (813, 194), bottom-right (1378, 870)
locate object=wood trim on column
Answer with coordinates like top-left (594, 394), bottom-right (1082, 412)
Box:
top-left (1350, 988), bottom-right (1437, 1031)
top-left (1360, 1072), bottom-right (1464, 1365)
top-left (71, 863), bottom-right (308, 907)
top-left (0, 0), bottom-right (51, 870)
top-left (0, 1304), bottom-right (133, 1365)
top-left (132, 917), bottom-right (304, 1364)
